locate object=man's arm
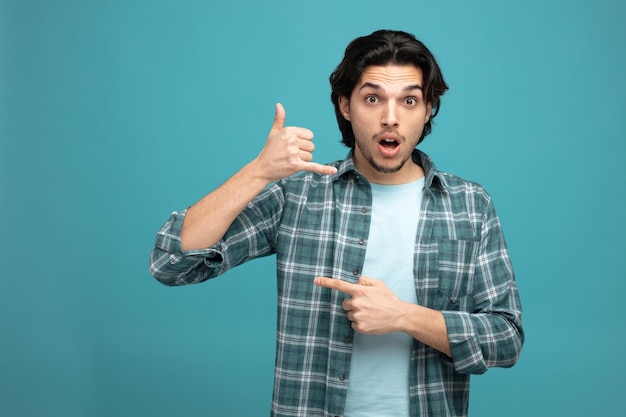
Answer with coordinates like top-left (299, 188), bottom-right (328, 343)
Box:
top-left (313, 266), bottom-right (525, 366)
top-left (314, 199), bottom-right (524, 372)
top-left (149, 103), bottom-right (337, 285)
top-left (439, 200), bottom-right (523, 374)
top-left (180, 103), bottom-right (337, 251)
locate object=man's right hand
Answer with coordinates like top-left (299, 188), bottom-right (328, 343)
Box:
top-left (253, 103), bottom-right (337, 183)
top-left (180, 103), bottom-right (336, 251)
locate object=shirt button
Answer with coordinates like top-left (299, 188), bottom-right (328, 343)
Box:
top-left (339, 374), bottom-right (346, 381)
top-left (358, 238), bottom-right (365, 245)
top-left (352, 269), bottom-right (359, 276)
top-left (361, 207), bottom-right (367, 213)
top-left (343, 336), bottom-right (351, 344)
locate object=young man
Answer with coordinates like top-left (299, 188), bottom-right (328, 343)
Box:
top-left (150, 30), bottom-right (523, 417)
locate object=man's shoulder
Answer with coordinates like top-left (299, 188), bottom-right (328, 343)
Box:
top-left (437, 170), bottom-right (488, 192)
top-left (431, 169), bottom-right (494, 208)
top-left (417, 150), bottom-right (489, 197)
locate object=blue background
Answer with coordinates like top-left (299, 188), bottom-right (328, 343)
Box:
top-left (2, 0), bottom-right (625, 416)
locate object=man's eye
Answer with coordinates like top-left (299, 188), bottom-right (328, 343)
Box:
top-left (365, 95), bottom-right (378, 104)
top-left (405, 97), bottom-right (417, 106)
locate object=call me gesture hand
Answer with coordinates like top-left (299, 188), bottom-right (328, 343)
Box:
top-left (314, 276), bottom-right (453, 357)
top-left (255, 103), bottom-right (337, 182)
top-left (180, 104), bottom-right (336, 252)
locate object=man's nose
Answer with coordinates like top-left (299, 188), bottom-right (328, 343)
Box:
top-left (381, 102), bottom-right (398, 127)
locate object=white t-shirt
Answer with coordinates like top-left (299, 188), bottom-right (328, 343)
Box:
top-left (344, 177), bottom-right (424, 417)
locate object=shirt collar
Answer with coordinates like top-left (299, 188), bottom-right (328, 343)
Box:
top-left (413, 149), bottom-right (447, 191)
top-left (333, 151), bottom-right (358, 180)
top-left (332, 149), bottom-right (448, 191)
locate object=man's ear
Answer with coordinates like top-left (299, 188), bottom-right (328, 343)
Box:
top-left (425, 102), bottom-right (433, 123)
top-left (339, 96), bottom-right (351, 121)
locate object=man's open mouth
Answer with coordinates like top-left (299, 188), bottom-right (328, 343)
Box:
top-left (379, 138), bottom-right (399, 150)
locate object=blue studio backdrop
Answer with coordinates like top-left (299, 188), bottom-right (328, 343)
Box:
top-left (1, 0), bottom-right (625, 416)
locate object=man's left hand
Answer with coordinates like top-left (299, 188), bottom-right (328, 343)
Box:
top-left (314, 276), bottom-right (409, 334)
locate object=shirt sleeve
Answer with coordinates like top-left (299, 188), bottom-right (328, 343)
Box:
top-left (441, 199), bottom-right (524, 374)
top-left (148, 184), bottom-right (284, 286)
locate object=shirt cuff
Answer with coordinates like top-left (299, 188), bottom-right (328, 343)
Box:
top-left (155, 210), bottom-right (225, 265)
top-left (441, 311), bottom-right (488, 375)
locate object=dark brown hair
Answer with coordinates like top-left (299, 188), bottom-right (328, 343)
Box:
top-left (330, 30), bottom-right (449, 147)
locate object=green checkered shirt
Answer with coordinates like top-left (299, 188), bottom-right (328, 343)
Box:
top-left (149, 150), bottom-right (523, 417)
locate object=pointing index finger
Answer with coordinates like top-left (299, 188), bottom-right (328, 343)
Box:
top-left (314, 277), bottom-right (358, 295)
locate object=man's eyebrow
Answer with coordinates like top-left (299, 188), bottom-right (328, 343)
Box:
top-left (404, 84), bottom-right (423, 92)
top-left (358, 82), bottom-right (423, 92)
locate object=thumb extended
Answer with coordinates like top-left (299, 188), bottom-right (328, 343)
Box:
top-left (271, 102), bottom-right (286, 132)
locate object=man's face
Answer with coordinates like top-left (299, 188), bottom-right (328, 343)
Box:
top-left (339, 64), bottom-right (432, 184)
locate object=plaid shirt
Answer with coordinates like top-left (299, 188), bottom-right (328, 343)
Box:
top-left (149, 150), bottom-right (523, 417)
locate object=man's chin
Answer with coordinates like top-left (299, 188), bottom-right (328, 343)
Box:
top-left (373, 164), bottom-right (404, 174)
top-left (368, 156), bottom-right (408, 174)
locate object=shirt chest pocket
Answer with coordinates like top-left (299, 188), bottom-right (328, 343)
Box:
top-left (435, 239), bottom-right (479, 312)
